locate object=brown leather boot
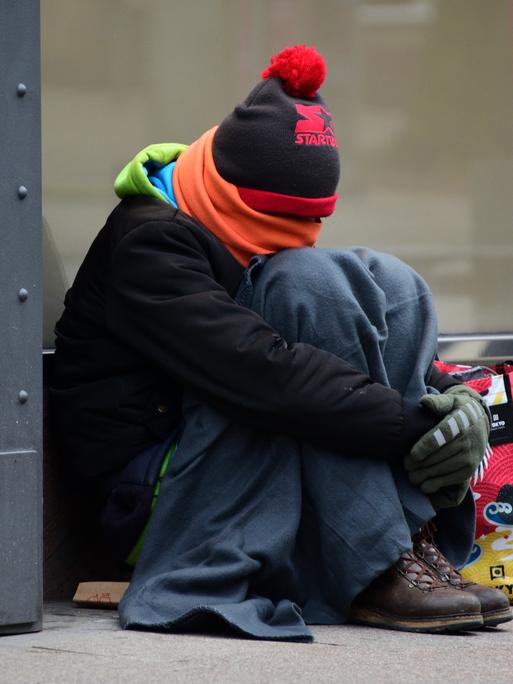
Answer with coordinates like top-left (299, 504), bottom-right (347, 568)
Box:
top-left (350, 550), bottom-right (483, 633)
top-left (413, 527), bottom-right (512, 628)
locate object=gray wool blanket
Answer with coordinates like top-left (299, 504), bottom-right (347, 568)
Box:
top-left (118, 248), bottom-right (475, 641)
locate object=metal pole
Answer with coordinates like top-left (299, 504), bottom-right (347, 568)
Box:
top-left (0, 0), bottom-right (43, 634)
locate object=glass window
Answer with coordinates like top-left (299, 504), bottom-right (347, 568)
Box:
top-left (42, 0), bottom-right (513, 346)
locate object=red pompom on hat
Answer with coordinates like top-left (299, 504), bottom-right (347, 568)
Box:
top-left (262, 45), bottom-right (326, 98)
top-left (213, 45), bottom-right (339, 218)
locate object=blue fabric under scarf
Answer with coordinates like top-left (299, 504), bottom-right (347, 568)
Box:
top-left (145, 161), bottom-right (178, 207)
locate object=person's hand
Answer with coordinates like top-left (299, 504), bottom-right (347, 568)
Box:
top-left (443, 384), bottom-right (491, 421)
top-left (404, 386), bottom-right (490, 503)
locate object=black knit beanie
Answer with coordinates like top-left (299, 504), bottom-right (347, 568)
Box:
top-left (213, 45), bottom-right (340, 218)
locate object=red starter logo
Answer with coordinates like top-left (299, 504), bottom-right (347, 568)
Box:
top-left (294, 104), bottom-right (337, 147)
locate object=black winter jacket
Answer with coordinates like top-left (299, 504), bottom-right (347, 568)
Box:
top-left (51, 196), bottom-right (456, 479)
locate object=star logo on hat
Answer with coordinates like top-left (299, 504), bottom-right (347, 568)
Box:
top-left (294, 104), bottom-right (337, 147)
top-left (318, 108), bottom-right (334, 135)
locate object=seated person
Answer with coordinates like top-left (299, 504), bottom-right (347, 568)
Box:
top-left (51, 45), bottom-right (511, 640)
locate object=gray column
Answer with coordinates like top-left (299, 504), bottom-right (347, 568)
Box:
top-left (0, 0), bottom-right (42, 634)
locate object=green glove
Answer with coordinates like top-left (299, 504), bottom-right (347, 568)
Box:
top-left (427, 385), bottom-right (491, 509)
top-left (404, 386), bottom-right (490, 500)
top-left (443, 384), bottom-right (491, 421)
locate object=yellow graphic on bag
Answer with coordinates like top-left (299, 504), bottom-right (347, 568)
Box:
top-left (461, 524), bottom-right (513, 604)
top-left (487, 375), bottom-right (508, 406)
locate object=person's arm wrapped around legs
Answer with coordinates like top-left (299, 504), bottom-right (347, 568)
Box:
top-left (404, 385), bottom-right (491, 508)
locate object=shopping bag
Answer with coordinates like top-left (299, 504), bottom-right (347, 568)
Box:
top-left (435, 361), bottom-right (513, 603)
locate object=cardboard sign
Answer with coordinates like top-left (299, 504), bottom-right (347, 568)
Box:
top-left (73, 581), bottom-right (129, 609)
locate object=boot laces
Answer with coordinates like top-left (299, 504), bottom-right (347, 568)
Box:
top-left (413, 522), bottom-right (468, 586)
top-left (396, 550), bottom-right (448, 591)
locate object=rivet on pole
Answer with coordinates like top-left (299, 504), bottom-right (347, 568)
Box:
top-left (17, 83), bottom-right (27, 97)
top-left (18, 288), bottom-right (29, 302)
top-left (18, 185), bottom-right (28, 199)
top-left (18, 390), bottom-right (29, 404)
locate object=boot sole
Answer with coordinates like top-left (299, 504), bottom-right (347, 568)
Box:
top-left (350, 607), bottom-right (484, 633)
top-left (481, 606), bottom-right (513, 628)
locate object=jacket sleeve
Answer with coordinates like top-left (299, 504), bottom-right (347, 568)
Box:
top-left (427, 364), bottom-right (462, 393)
top-left (105, 220), bottom-right (434, 458)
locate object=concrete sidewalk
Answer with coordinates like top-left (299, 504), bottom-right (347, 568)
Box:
top-left (1, 603), bottom-right (512, 684)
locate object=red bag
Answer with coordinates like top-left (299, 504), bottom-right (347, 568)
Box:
top-left (435, 361), bottom-right (513, 603)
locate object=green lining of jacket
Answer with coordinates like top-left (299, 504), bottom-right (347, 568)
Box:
top-left (125, 442), bottom-right (177, 567)
top-left (114, 143), bottom-right (188, 204)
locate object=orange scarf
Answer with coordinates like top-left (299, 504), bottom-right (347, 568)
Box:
top-left (173, 127), bottom-right (322, 267)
